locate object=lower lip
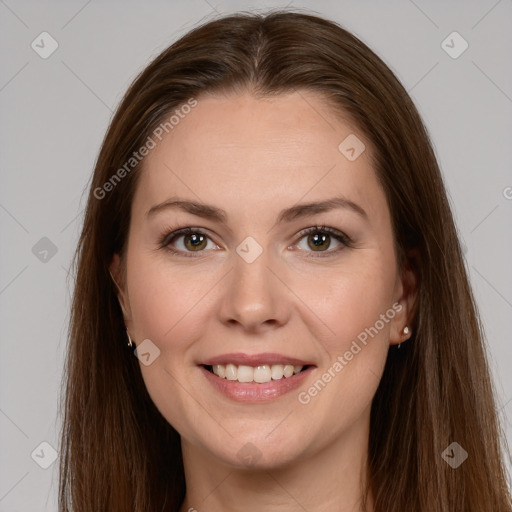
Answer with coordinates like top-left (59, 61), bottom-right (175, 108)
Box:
top-left (200, 366), bottom-right (314, 402)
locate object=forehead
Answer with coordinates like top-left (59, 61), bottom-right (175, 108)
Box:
top-left (132, 90), bottom-right (385, 223)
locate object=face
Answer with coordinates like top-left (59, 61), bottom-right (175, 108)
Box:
top-left (111, 90), bottom-right (415, 469)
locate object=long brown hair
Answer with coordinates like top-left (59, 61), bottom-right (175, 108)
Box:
top-left (58, 10), bottom-right (512, 511)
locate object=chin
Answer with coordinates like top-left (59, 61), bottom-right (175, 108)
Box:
top-left (193, 429), bottom-right (310, 471)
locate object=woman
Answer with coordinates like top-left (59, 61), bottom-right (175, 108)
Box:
top-left (58, 10), bottom-right (512, 512)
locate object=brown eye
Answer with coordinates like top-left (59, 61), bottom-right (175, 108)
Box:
top-left (307, 232), bottom-right (331, 251)
top-left (293, 226), bottom-right (349, 257)
top-left (183, 232), bottom-right (208, 251)
top-left (162, 228), bottom-right (217, 255)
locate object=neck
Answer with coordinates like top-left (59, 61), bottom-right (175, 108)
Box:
top-left (178, 406), bottom-right (374, 512)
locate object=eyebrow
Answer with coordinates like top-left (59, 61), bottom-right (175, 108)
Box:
top-left (146, 196), bottom-right (368, 223)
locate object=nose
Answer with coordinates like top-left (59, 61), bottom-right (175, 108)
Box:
top-left (217, 248), bottom-right (291, 334)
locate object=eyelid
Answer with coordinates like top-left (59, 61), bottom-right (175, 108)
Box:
top-left (159, 225), bottom-right (351, 257)
top-left (290, 225), bottom-right (351, 257)
top-left (159, 227), bottom-right (219, 257)
top-left (160, 227), bottom-right (210, 247)
top-left (293, 225), bottom-right (351, 245)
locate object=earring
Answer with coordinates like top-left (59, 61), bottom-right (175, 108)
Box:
top-left (110, 273), bottom-right (132, 348)
top-left (398, 325), bottom-right (411, 350)
top-left (109, 270), bottom-right (119, 289)
top-left (126, 329), bottom-right (134, 348)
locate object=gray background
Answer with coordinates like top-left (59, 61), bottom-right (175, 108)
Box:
top-left (0, 0), bottom-right (511, 510)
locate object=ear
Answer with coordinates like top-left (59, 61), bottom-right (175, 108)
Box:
top-left (109, 253), bottom-right (133, 328)
top-left (389, 249), bottom-right (418, 346)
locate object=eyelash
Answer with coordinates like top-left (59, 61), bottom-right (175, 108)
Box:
top-left (158, 225), bottom-right (352, 258)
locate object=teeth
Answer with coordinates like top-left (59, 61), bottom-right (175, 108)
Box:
top-left (271, 364), bottom-right (284, 380)
top-left (225, 363), bottom-right (237, 381)
top-left (237, 365), bottom-right (253, 383)
top-left (212, 364), bottom-right (225, 379)
top-left (254, 365), bottom-right (271, 383)
top-left (210, 363), bottom-right (304, 383)
top-left (283, 365), bottom-right (294, 378)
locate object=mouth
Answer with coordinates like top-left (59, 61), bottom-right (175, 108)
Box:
top-left (199, 353), bottom-right (315, 402)
top-left (202, 363), bottom-right (310, 384)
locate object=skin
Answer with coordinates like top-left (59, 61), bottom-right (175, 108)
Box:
top-left (111, 90), bottom-right (416, 512)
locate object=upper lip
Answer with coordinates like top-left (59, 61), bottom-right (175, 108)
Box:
top-left (201, 352), bottom-right (314, 367)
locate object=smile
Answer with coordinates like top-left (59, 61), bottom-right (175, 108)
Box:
top-left (199, 353), bottom-right (315, 402)
top-left (206, 363), bottom-right (304, 383)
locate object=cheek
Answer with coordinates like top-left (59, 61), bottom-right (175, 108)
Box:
top-left (307, 258), bottom-right (396, 351)
top-left (126, 254), bottom-right (217, 434)
top-left (296, 258), bottom-right (396, 414)
top-left (127, 245), bottom-right (210, 338)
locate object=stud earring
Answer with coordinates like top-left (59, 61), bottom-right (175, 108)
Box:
top-left (397, 325), bottom-right (411, 350)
